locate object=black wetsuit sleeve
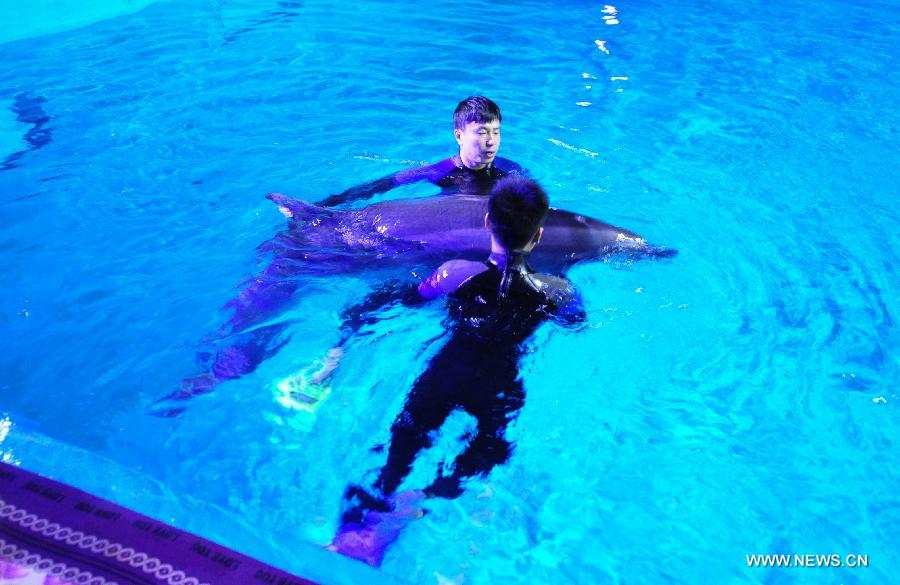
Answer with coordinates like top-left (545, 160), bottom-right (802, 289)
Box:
top-left (552, 291), bottom-right (587, 326)
top-left (317, 159), bottom-right (455, 207)
top-left (541, 275), bottom-right (587, 326)
top-left (336, 279), bottom-right (428, 345)
top-left (317, 175), bottom-right (396, 207)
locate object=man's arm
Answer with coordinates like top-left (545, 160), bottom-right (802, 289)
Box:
top-left (539, 274), bottom-right (587, 326)
top-left (337, 256), bottom-right (488, 337)
top-left (418, 259), bottom-right (488, 299)
top-left (336, 279), bottom-right (428, 345)
top-left (552, 291), bottom-right (587, 325)
top-left (317, 158), bottom-right (456, 207)
top-left (310, 259), bottom-right (485, 383)
top-left (302, 279), bottom-right (427, 386)
top-left (317, 175), bottom-right (396, 207)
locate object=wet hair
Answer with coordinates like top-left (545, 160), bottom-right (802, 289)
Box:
top-left (453, 96), bottom-right (502, 130)
top-left (488, 176), bottom-right (549, 250)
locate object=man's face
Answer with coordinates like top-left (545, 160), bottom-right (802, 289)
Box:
top-left (455, 119), bottom-right (501, 170)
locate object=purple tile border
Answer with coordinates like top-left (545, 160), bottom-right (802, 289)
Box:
top-left (0, 461), bottom-right (319, 585)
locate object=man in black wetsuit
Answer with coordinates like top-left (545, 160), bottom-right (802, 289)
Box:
top-left (317, 96), bottom-right (526, 206)
top-left (328, 176), bottom-right (584, 566)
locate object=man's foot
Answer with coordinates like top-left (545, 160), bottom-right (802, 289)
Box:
top-left (310, 347), bottom-right (343, 385)
top-left (327, 490), bottom-right (426, 567)
top-left (274, 376), bottom-right (331, 412)
top-left (274, 355), bottom-right (342, 413)
top-left (274, 348), bottom-right (343, 412)
top-left (341, 485), bottom-right (392, 524)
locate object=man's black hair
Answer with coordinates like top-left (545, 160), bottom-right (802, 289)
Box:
top-left (488, 176), bottom-right (549, 250)
top-left (453, 96), bottom-right (502, 130)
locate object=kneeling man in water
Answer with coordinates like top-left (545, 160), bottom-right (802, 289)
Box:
top-left (329, 176), bottom-right (585, 566)
top-left (318, 95), bottom-right (526, 206)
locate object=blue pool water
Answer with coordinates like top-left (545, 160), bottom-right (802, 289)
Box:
top-left (1, 0), bottom-right (898, 583)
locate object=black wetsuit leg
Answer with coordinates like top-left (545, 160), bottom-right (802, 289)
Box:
top-left (339, 365), bottom-right (456, 524)
top-left (155, 321), bottom-right (292, 414)
top-left (369, 338), bottom-right (524, 501)
top-left (209, 322), bottom-right (292, 380)
top-left (372, 364), bottom-right (458, 497)
top-left (422, 349), bottom-right (524, 498)
top-left (222, 277), bottom-right (299, 334)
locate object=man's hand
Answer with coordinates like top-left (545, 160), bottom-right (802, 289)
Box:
top-left (310, 347), bottom-right (344, 385)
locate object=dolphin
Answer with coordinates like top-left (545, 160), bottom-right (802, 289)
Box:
top-left (154, 192), bottom-right (674, 415)
top-left (267, 192), bottom-right (673, 268)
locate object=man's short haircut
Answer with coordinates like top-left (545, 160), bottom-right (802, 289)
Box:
top-left (488, 176), bottom-right (549, 250)
top-left (453, 96), bottom-right (502, 130)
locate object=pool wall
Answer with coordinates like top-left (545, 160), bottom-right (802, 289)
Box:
top-left (0, 421), bottom-right (399, 585)
top-left (0, 0), bottom-right (161, 46)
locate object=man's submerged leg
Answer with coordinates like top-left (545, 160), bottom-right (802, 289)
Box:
top-left (340, 386), bottom-right (454, 523)
top-left (328, 396), bottom-right (520, 565)
top-left (422, 422), bottom-right (515, 498)
top-left (329, 376), bottom-right (454, 565)
top-left (152, 322), bottom-right (292, 416)
top-left (424, 377), bottom-right (524, 498)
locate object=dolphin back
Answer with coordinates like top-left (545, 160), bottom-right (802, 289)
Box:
top-left (268, 193), bottom-right (665, 261)
top-left (353, 195), bottom-right (648, 257)
top-left (353, 196), bottom-right (490, 252)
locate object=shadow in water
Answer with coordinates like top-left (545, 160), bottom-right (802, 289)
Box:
top-left (2, 93), bottom-right (53, 171)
